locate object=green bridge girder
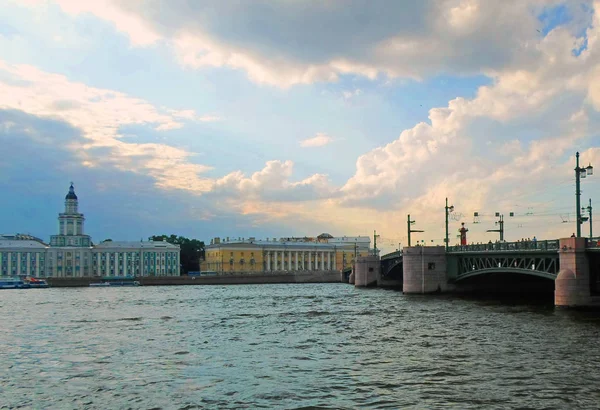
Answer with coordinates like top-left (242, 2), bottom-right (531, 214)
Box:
top-left (447, 251), bottom-right (559, 282)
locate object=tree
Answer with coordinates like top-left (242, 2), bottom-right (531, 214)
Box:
top-left (149, 235), bottom-right (205, 275)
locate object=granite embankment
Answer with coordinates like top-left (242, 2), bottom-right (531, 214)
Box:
top-left (46, 271), bottom-right (341, 287)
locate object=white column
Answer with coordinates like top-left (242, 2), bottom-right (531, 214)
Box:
top-left (267, 251), bottom-right (271, 271)
top-left (320, 252), bottom-right (324, 270)
top-left (35, 252), bottom-right (40, 277)
top-left (26, 253), bottom-right (30, 276)
top-left (308, 251), bottom-right (312, 270)
top-left (327, 252), bottom-right (331, 270)
top-left (295, 251), bottom-right (298, 270)
top-left (105, 252), bottom-right (110, 276)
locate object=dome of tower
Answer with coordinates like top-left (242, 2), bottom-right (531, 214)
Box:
top-left (65, 183), bottom-right (78, 200)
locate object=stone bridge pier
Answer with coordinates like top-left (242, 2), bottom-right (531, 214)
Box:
top-left (403, 246), bottom-right (447, 294)
top-left (354, 255), bottom-right (379, 287)
top-left (555, 237), bottom-right (594, 307)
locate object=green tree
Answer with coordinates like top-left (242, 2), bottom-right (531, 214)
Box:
top-left (149, 235), bottom-right (205, 274)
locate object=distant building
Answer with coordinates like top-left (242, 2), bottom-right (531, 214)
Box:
top-left (0, 184), bottom-right (180, 278)
top-left (201, 234), bottom-right (371, 273)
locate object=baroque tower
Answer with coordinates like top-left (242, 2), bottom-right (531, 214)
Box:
top-left (50, 183), bottom-right (92, 247)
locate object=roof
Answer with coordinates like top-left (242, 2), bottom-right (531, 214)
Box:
top-left (207, 239), bottom-right (340, 250)
top-left (0, 240), bottom-right (48, 249)
top-left (0, 233), bottom-right (48, 245)
top-left (94, 240), bottom-right (180, 249)
top-left (65, 183), bottom-right (78, 200)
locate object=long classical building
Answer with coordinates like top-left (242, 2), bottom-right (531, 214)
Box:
top-left (200, 234), bottom-right (371, 273)
top-left (0, 184), bottom-right (180, 278)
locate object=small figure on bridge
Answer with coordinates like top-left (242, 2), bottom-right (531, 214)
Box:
top-left (571, 233), bottom-right (576, 238)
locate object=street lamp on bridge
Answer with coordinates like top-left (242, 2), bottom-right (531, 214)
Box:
top-left (582, 198), bottom-right (593, 239)
top-left (407, 214), bottom-right (424, 247)
top-left (445, 198), bottom-right (454, 251)
top-left (575, 152), bottom-right (594, 238)
top-left (487, 213), bottom-right (505, 242)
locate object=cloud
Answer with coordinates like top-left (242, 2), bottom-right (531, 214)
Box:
top-left (300, 133), bottom-right (335, 148)
top-left (0, 59), bottom-right (222, 192)
top-left (5, 0), bottom-right (600, 251)
top-left (26, 0), bottom-right (595, 88)
top-left (213, 160), bottom-right (337, 202)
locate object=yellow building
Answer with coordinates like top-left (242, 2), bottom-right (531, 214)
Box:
top-left (200, 235), bottom-right (370, 273)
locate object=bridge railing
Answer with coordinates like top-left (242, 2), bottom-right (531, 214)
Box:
top-left (448, 240), bottom-right (560, 253)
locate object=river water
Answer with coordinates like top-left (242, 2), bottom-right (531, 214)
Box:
top-left (1, 284), bottom-right (600, 409)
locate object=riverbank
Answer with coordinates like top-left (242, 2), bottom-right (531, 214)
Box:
top-left (46, 271), bottom-right (342, 287)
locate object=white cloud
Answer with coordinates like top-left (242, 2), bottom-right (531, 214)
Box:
top-left (5, 0), bottom-right (600, 249)
top-left (0, 60), bottom-right (217, 192)
top-left (300, 133), bottom-right (335, 148)
top-left (22, 0), bottom-right (592, 88)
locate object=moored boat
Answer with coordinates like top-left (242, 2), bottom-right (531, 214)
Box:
top-left (89, 280), bottom-right (140, 287)
top-left (24, 277), bottom-right (49, 288)
top-left (0, 278), bottom-right (25, 289)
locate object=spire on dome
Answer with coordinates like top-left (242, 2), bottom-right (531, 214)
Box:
top-left (65, 182), bottom-right (78, 200)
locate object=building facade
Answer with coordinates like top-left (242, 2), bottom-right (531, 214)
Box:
top-left (0, 184), bottom-right (180, 278)
top-left (200, 234), bottom-right (371, 273)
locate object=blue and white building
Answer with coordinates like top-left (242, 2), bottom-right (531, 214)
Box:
top-left (0, 184), bottom-right (180, 278)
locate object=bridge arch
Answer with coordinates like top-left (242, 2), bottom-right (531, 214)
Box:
top-left (454, 267), bottom-right (557, 282)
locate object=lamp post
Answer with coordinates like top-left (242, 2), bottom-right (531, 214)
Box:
top-left (445, 198), bottom-right (454, 251)
top-left (407, 214), bottom-right (424, 247)
top-left (373, 230), bottom-right (380, 256)
top-left (575, 152), bottom-right (594, 238)
top-left (487, 214), bottom-right (505, 242)
top-left (582, 198), bottom-right (593, 239)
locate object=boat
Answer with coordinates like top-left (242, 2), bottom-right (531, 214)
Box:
top-left (89, 280), bottom-right (140, 287)
top-left (89, 282), bottom-right (111, 287)
top-left (24, 277), bottom-right (49, 288)
top-left (0, 278), bottom-right (25, 289)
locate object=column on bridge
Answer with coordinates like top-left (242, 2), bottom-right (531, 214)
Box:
top-left (288, 251), bottom-right (292, 271)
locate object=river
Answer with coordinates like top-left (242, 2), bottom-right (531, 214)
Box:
top-left (1, 284), bottom-right (600, 409)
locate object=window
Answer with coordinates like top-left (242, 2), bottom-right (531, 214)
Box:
top-left (428, 262), bottom-right (436, 270)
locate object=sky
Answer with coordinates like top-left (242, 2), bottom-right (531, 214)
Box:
top-left (0, 0), bottom-right (599, 253)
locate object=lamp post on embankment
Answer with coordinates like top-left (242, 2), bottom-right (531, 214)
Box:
top-left (575, 152), bottom-right (593, 238)
top-left (407, 214), bottom-right (424, 247)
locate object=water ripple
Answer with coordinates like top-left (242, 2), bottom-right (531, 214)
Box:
top-left (2, 284), bottom-right (600, 409)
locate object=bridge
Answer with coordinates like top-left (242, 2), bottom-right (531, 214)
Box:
top-left (361, 237), bottom-right (600, 307)
top-left (446, 240), bottom-right (561, 282)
